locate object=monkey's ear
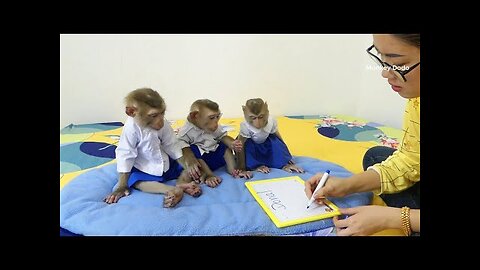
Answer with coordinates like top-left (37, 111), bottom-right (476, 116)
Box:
top-left (189, 110), bottom-right (199, 120)
top-left (125, 106), bottom-right (137, 117)
top-left (242, 105), bottom-right (246, 112)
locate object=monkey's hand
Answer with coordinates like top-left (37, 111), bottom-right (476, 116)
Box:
top-left (282, 164), bottom-right (305, 173)
top-left (193, 176), bottom-right (203, 184)
top-left (256, 165), bottom-right (271, 174)
top-left (185, 156), bottom-right (202, 180)
top-left (232, 169), bottom-right (253, 179)
top-left (103, 187), bottom-right (130, 204)
top-left (231, 139), bottom-right (243, 152)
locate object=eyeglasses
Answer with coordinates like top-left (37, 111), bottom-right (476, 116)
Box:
top-left (366, 45), bottom-right (420, 82)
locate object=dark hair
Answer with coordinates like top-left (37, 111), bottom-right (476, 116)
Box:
top-left (245, 98), bottom-right (266, 115)
top-left (393, 34), bottom-right (420, 48)
top-left (190, 99), bottom-right (219, 112)
top-left (126, 88), bottom-right (165, 109)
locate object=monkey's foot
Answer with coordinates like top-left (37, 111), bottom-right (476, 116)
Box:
top-left (255, 165), bottom-right (270, 174)
top-left (282, 164), bottom-right (305, 173)
top-left (205, 175), bottom-right (222, 188)
top-left (177, 182), bottom-right (202, 197)
top-left (163, 187), bottom-right (184, 208)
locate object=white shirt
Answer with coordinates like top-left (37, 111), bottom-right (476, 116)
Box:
top-left (239, 115), bottom-right (278, 144)
top-left (116, 117), bottom-right (183, 176)
top-left (177, 120), bottom-right (227, 155)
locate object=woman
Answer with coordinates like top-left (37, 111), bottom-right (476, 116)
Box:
top-left (305, 34), bottom-right (420, 236)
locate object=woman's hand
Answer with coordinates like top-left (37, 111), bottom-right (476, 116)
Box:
top-left (333, 205), bottom-right (399, 236)
top-left (304, 173), bottom-right (349, 203)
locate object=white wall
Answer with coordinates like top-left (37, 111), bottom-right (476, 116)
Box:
top-left (60, 34), bottom-right (404, 129)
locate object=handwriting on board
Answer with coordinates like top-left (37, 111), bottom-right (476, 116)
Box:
top-left (250, 177), bottom-right (336, 223)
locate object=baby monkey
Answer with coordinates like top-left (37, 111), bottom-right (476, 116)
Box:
top-left (236, 98), bottom-right (304, 174)
top-left (104, 88), bottom-right (203, 208)
top-left (177, 99), bottom-right (253, 182)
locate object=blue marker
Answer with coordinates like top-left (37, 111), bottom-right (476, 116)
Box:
top-left (306, 170), bottom-right (330, 209)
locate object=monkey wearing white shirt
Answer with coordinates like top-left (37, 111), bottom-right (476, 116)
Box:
top-left (178, 99), bottom-right (253, 182)
top-left (103, 88), bottom-right (202, 208)
top-left (236, 98), bottom-right (304, 174)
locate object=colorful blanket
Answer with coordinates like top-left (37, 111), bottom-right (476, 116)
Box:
top-left (60, 115), bottom-right (403, 236)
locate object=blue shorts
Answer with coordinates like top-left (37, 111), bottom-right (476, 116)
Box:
top-left (245, 133), bottom-right (292, 170)
top-left (127, 157), bottom-right (184, 188)
top-left (190, 142), bottom-right (227, 171)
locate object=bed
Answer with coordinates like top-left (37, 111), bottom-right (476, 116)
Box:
top-left (60, 115), bottom-right (404, 236)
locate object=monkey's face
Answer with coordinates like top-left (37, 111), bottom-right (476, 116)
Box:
top-left (198, 108), bottom-right (222, 133)
top-left (246, 114), bottom-right (268, 129)
top-left (243, 101), bottom-right (269, 129)
top-left (141, 108), bottom-right (165, 130)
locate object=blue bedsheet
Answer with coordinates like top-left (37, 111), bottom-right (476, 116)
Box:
top-left (60, 156), bottom-right (372, 236)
